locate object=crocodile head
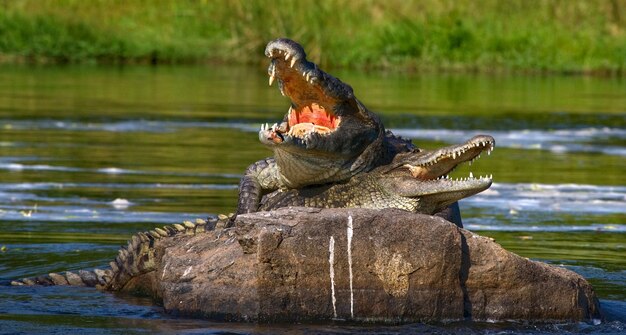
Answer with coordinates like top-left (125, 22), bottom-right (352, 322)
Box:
top-left (259, 38), bottom-right (385, 188)
top-left (379, 134), bottom-right (496, 213)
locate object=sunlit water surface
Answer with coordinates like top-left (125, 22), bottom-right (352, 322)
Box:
top-left (0, 65), bottom-right (624, 334)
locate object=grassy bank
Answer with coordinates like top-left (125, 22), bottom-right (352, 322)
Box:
top-left (0, 0), bottom-right (625, 74)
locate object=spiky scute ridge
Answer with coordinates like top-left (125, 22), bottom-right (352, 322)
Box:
top-left (11, 216), bottom-right (232, 289)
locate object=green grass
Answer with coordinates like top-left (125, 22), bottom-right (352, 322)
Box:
top-left (0, 0), bottom-right (625, 74)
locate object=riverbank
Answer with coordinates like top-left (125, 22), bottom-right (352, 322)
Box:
top-left (0, 0), bottom-right (624, 74)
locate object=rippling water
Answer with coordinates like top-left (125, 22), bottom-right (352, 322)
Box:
top-left (0, 65), bottom-right (624, 334)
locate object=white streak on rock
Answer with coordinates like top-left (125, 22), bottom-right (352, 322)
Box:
top-left (347, 214), bottom-right (354, 318)
top-left (329, 236), bottom-right (337, 318)
top-left (162, 262), bottom-right (169, 280)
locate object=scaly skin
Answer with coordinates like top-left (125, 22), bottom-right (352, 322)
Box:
top-left (260, 135), bottom-right (495, 214)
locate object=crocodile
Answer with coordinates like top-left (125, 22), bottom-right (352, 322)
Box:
top-left (11, 135), bottom-right (495, 290)
top-left (237, 38), bottom-right (414, 217)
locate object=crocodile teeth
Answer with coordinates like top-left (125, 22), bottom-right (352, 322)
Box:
top-left (452, 152), bottom-right (457, 159)
top-left (305, 72), bottom-right (311, 82)
top-left (469, 172), bottom-right (473, 178)
top-left (290, 58), bottom-right (297, 68)
top-left (268, 62), bottom-right (276, 86)
top-left (284, 52), bottom-right (291, 61)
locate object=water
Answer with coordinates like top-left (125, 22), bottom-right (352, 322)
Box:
top-left (0, 64), bottom-right (624, 334)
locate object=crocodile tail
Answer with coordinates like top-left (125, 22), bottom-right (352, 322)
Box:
top-left (11, 217), bottom-right (222, 289)
top-left (104, 217), bottom-right (219, 291)
top-left (10, 268), bottom-right (112, 287)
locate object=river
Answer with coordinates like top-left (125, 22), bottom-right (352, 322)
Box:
top-left (0, 64), bottom-right (624, 334)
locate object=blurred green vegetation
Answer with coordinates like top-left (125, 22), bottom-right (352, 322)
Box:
top-left (0, 0), bottom-right (625, 74)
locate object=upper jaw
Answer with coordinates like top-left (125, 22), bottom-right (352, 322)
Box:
top-left (265, 38), bottom-right (354, 103)
top-left (387, 135), bottom-right (496, 182)
top-left (262, 38), bottom-right (360, 148)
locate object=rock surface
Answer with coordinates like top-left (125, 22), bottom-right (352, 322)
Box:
top-left (120, 207), bottom-right (601, 323)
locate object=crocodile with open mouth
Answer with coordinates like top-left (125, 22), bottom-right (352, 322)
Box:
top-left (237, 38), bottom-right (415, 218)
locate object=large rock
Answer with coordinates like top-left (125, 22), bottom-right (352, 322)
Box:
top-left (121, 207), bottom-right (601, 323)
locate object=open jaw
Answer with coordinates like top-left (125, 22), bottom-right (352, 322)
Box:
top-left (392, 134), bottom-right (496, 186)
top-left (382, 135), bottom-right (496, 211)
top-left (259, 38), bottom-right (356, 146)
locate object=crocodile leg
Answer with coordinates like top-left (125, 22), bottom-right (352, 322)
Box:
top-left (235, 157), bottom-right (282, 219)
